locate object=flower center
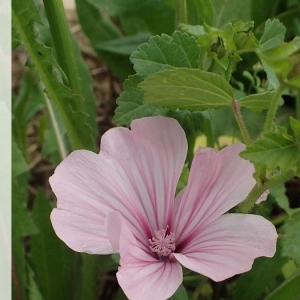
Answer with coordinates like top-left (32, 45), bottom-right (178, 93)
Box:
top-left (149, 227), bottom-right (176, 258)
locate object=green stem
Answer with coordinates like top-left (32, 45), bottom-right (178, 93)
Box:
top-left (42, 0), bottom-right (82, 96)
top-left (176, 0), bottom-right (187, 26)
top-left (237, 169), bottom-right (295, 213)
top-left (231, 100), bottom-right (251, 145)
top-left (264, 85), bottom-right (285, 132)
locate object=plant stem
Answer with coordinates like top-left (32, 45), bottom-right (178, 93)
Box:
top-left (237, 169), bottom-right (295, 213)
top-left (176, 0), bottom-right (187, 26)
top-left (42, 0), bottom-right (82, 97)
top-left (264, 85), bottom-right (285, 132)
top-left (231, 100), bottom-right (251, 145)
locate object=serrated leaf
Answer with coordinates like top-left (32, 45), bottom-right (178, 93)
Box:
top-left (280, 210), bottom-right (300, 267)
top-left (12, 0), bottom-right (95, 151)
top-left (264, 270), bottom-right (300, 300)
top-left (113, 74), bottom-right (165, 126)
top-left (113, 75), bottom-right (210, 143)
top-left (240, 126), bottom-right (300, 170)
top-left (238, 91), bottom-right (275, 112)
top-left (260, 19), bottom-right (286, 51)
top-left (140, 68), bottom-right (233, 110)
top-left (232, 246), bottom-right (287, 300)
top-left (130, 31), bottom-right (201, 77)
top-left (186, 0), bottom-right (214, 26)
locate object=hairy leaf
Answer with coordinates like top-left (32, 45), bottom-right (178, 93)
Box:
top-left (240, 126), bottom-right (299, 170)
top-left (140, 68), bottom-right (233, 110)
top-left (238, 91), bottom-right (275, 112)
top-left (259, 19), bottom-right (286, 51)
top-left (130, 31), bottom-right (201, 76)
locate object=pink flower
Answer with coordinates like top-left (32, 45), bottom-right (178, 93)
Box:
top-left (50, 116), bottom-right (277, 300)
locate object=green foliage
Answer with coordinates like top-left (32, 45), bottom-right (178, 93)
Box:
top-left (186, 0), bottom-right (214, 26)
top-left (237, 91), bottom-right (275, 112)
top-left (259, 19), bottom-right (286, 51)
top-left (240, 126), bottom-right (300, 171)
top-left (264, 269), bottom-right (300, 300)
top-left (12, 140), bottom-right (28, 177)
top-left (12, 0), bottom-right (95, 151)
top-left (11, 0), bottom-right (300, 299)
top-left (130, 32), bottom-right (201, 76)
top-left (168, 284), bottom-right (189, 300)
top-left (30, 189), bottom-right (74, 300)
top-left (141, 68), bottom-right (233, 110)
top-left (231, 246), bottom-right (287, 300)
top-left (280, 210), bottom-right (300, 267)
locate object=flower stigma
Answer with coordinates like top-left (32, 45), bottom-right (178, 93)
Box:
top-left (149, 227), bottom-right (176, 260)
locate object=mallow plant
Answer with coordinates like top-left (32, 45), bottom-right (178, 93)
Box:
top-left (12, 0), bottom-right (300, 299)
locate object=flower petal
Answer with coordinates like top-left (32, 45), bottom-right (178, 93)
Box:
top-left (51, 209), bottom-right (112, 254)
top-left (174, 143), bottom-right (256, 245)
top-left (109, 211), bottom-right (183, 300)
top-left (174, 213), bottom-right (277, 281)
top-left (50, 116), bottom-right (187, 253)
top-left (100, 116), bottom-right (187, 232)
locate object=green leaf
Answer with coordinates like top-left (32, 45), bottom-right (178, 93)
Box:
top-left (238, 91), bottom-right (275, 112)
top-left (259, 19), bottom-right (286, 51)
top-left (232, 247), bottom-right (287, 300)
top-left (27, 265), bottom-right (44, 300)
top-left (76, 254), bottom-right (100, 300)
top-left (167, 284), bottom-right (189, 300)
top-left (75, 0), bottom-right (133, 79)
top-left (270, 185), bottom-right (294, 216)
top-left (31, 189), bottom-right (75, 300)
top-left (12, 139), bottom-right (28, 177)
top-left (240, 126), bottom-right (300, 170)
top-left (264, 269), bottom-right (300, 300)
top-left (186, 0), bottom-right (214, 26)
top-left (12, 0), bottom-right (95, 151)
top-left (290, 117), bottom-right (300, 140)
top-left (259, 37), bottom-right (300, 77)
top-left (12, 176), bottom-right (39, 238)
top-left (130, 31), bottom-right (201, 77)
top-left (12, 238), bottom-right (27, 300)
top-left (113, 74), bottom-right (165, 126)
top-left (96, 33), bottom-right (151, 56)
top-left (88, 0), bottom-right (176, 35)
top-left (280, 210), bottom-right (300, 267)
top-left (140, 68), bottom-right (233, 110)
top-left (211, 0), bottom-right (252, 27)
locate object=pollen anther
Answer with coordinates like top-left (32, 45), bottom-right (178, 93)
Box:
top-left (149, 227), bottom-right (175, 257)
